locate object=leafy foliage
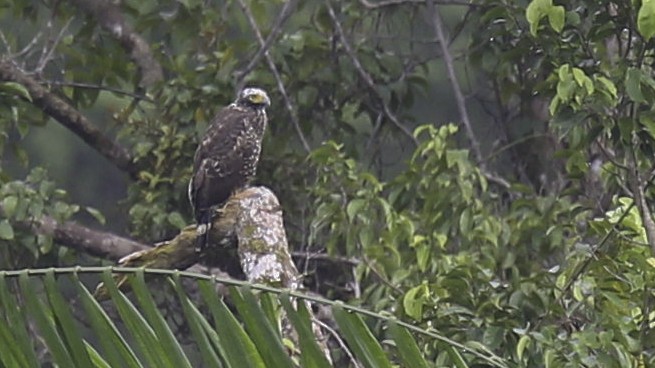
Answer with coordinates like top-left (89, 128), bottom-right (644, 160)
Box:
top-left (4, 0), bottom-right (655, 366)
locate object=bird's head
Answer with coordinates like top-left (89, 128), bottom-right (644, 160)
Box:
top-left (236, 87), bottom-right (271, 109)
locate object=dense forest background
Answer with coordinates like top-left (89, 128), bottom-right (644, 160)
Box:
top-left (2, 0), bottom-right (655, 366)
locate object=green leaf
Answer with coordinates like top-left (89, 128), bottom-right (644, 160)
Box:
top-left (43, 270), bottom-right (94, 367)
top-left (572, 68), bottom-right (593, 95)
top-left (403, 284), bottom-right (428, 320)
top-left (0, 325), bottom-right (22, 368)
top-left (638, 0), bottom-right (655, 40)
top-left (595, 75), bottom-right (618, 101)
top-left (74, 276), bottom-right (143, 368)
top-left (415, 243), bottom-right (430, 272)
top-left (446, 346), bottom-right (469, 368)
top-left (641, 72), bottom-right (655, 96)
top-left (19, 273), bottom-right (75, 367)
top-left (388, 322), bottom-right (429, 368)
top-left (131, 271), bottom-right (192, 368)
top-left (85, 342), bottom-right (113, 368)
top-left (85, 206), bottom-right (106, 225)
top-left (626, 67), bottom-right (645, 103)
top-left (346, 199), bottom-right (367, 221)
top-left (547, 5), bottom-right (565, 33)
top-left (516, 335), bottom-right (530, 361)
top-left (447, 346), bottom-right (469, 368)
top-left (526, 0), bottom-right (553, 36)
top-left (170, 274), bottom-right (222, 367)
top-left (640, 116), bottom-right (655, 140)
top-left (332, 305), bottom-right (393, 368)
top-left (2, 196), bottom-right (18, 217)
top-left (445, 149), bottom-right (469, 169)
top-left (0, 82), bottom-right (32, 101)
top-left (555, 64), bottom-right (575, 102)
top-left (280, 294), bottom-right (332, 368)
top-left (260, 292), bottom-right (281, 327)
top-left (0, 220), bottom-right (14, 240)
top-left (198, 281), bottom-right (265, 368)
top-left (549, 95), bottom-right (561, 116)
top-left (0, 274), bottom-right (40, 368)
top-left (167, 212), bottom-right (187, 229)
top-left (230, 286), bottom-right (295, 368)
top-left (544, 349), bottom-right (556, 368)
top-left (100, 270), bottom-right (165, 367)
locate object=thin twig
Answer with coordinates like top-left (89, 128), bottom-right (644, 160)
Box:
top-left (484, 132), bottom-right (552, 163)
top-left (236, 0), bottom-right (311, 153)
top-left (595, 138), bottom-right (628, 171)
top-left (291, 251), bottom-right (360, 266)
top-left (365, 113), bottom-right (384, 153)
top-left (35, 17), bottom-right (74, 74)
top-left (0, 29), bottom-right (13, 54)
top-left (312, 317), bottom-right (362, 368)
top-left (325, 1), bottom-right (418, 146)
top-left (41, 80), bottom-right (154, 102)
top-left (235, 0), bottom-right (298, 90)
top-left (36, 18), bottom-right (54, 73)
top-left (630, 142), bottom-right (655, 254)
top-left (0, 30), bottom-right (42, 59)
top-left (482, 172), bottom-right (511, 189)
top-left (362, 255), bottom-right (403, 295)
top-left (359, 0), bottom-right (476, 8)
top-left (426, 0), bottom-right (482, 164)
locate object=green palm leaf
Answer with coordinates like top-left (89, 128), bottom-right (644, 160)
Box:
top-left (280, 293), bottom-right (332, 368)
top-left (75, 277), bottom-right (143, 368)
top-left (0, 267), bottom-right (509, 368)
top-left (198, 280), bottom-right (266, 368)
top-left (0, 273), bottom-right (40, 368)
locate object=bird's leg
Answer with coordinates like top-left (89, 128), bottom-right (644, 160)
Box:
top-left (195, 205), bottom-right (227, 253)
top-left (195, 209), bottom-right (212, 253)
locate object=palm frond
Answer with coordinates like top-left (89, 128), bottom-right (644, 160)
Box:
top-left (0, 267), bottom-right (510, 368)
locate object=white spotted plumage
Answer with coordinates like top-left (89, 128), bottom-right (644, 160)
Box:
top-left (189, 87), bottom-right (270, 251)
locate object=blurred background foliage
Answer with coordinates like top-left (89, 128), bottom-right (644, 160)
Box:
top-left (3, 0), bottom-right (655, 366)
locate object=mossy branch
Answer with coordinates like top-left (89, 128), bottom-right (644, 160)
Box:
top-left (94, 186), bottom-right (299, 296)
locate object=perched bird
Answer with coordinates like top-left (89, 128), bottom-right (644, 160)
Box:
top-left (189, 87), bottom-right (271, 252)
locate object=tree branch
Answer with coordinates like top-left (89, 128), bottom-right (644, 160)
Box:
top-left (629, 141), bottom-right (655, 254)
top-left (41, 80), bottom-right (154, 102)
top-left (426, 0), bottom-right (482, 164)
top-left (67, 0), bottom-right (163, 88)
top-left (635, 176), bottom-right (655, 254)
top-left (325, 1), bottom-right (418, 146)
top-left (17, 216), bottom-right (148, 261)
top-left (97, 187), bottom-right (301, 288)
top-left (0, 59), bottom-right (139, 178)
top-left (233, 187), bottom-right (301, 288)
top-left (236, 0), bottom-right (311, 153)
top-left (35, 16), bottom-right (74, 75)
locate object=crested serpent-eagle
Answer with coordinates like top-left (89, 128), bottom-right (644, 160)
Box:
top-left (188, 87), bottom-right (271, 251)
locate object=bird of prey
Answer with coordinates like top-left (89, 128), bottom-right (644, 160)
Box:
top-left (189, 87), bottom-right (271, 252)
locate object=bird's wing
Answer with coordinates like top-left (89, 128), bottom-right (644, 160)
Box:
top-left (189, 106), bottom-right (253, 208)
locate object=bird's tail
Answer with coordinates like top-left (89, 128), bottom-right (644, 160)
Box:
top-left (195, 210), bottom-right (212, 253)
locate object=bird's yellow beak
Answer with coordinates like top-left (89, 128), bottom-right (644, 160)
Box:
top-left (248, 92), bottom-right (270, 106)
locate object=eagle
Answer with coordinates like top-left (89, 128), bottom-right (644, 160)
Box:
top-left (189, 87), bottom-right (271, 252)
